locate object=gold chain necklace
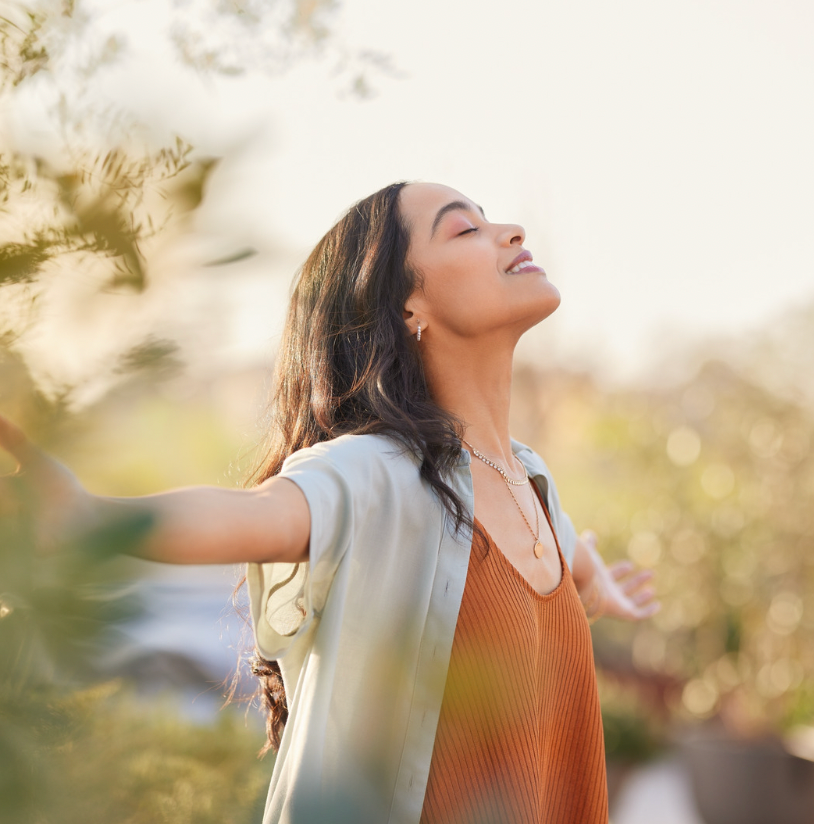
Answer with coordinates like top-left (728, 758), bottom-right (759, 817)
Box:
top-left (505, 481), bottom-right (545, 559)
top-left (462, 439), bottom-right (529, 485)
top-left (464, 439), bottom-right (544, 559)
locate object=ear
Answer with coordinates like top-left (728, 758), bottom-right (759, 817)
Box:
top-left (403, 293), bottom-right (428, 338)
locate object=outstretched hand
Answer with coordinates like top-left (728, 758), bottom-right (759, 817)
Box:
top-left (580, 530), bottom-right (661, 622)
top-left (0, 414), bottom-right (92, 552)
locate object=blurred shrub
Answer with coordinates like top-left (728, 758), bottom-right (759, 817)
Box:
top-left (597, 669), bottom-right (667, 763)
top-left (2, 680), bottom-right (269, 824)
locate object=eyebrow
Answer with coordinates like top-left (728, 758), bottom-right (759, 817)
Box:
top-left (430, 200), bottom-right (486, 238)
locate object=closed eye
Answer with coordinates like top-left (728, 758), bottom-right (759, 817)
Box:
top-left (458, 227), bottom-right (478, 236)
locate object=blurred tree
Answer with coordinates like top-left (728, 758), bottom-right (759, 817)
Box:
top-left (0, 0), bottom-right (389, 408)
top-left (169, 0), bottom-right (395, 96)
top-left (0, 0), bottom-right (223, 408)
top-left (0, 2), bottom-right (376, 819)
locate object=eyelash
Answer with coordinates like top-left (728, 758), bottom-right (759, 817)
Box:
top-left (458, 227), bottom-right (478, 236)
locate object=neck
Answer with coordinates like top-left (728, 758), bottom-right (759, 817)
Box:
top-left (422, 333), bottom-right (518, 465)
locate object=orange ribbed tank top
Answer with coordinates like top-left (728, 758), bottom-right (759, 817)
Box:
top-left (420, 496), bottom-right (608, 824)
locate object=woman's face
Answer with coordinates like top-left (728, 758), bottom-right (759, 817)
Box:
top-left (399, 182), bottom-right (561, 343)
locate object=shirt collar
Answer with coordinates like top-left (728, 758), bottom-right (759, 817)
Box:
top-left (453, 438), bottom-right (550, 507)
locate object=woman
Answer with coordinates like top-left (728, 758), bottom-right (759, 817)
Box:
top-left (0, 181), bottom-right (659, 824)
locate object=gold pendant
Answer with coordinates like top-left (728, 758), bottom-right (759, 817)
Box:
top-left (534, 541), bottom-right (544, 559)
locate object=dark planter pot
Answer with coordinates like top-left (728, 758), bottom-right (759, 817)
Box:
top-left (680, 728), bottom-right (814, 824)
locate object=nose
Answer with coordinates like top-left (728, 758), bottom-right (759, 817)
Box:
top-left (497, 222), bottom-right (525, 246)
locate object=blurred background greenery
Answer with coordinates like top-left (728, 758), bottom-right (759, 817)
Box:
top-left (1, 1), bottom-right (813, 822)
top-left (512, 356), bottom-right (814, 740)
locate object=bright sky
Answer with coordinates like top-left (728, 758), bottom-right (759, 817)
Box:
top-left (8, 0), bottom-right (814, 384)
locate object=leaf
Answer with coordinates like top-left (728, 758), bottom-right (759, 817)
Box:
top-left (113, 337), bottom-right (183, 378)
top-left (203, 247), bottom-right (257, 267)
top-left (166, 156), bottom-right (219, 212)
top-left (0, 241), bottom-right (50, 285)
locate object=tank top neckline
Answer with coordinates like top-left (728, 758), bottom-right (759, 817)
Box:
top-left (472, 486), bottom-right (568, 602)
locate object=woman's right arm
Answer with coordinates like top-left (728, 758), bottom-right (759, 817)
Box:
top-left (0, 415), bottom-right (311, 566)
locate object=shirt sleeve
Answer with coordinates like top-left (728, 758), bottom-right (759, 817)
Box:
top-left (246, 448), bottom-right (355, 661)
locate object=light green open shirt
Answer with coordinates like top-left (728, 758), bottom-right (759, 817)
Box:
top-left (248, 433), bottom-right (577, 824)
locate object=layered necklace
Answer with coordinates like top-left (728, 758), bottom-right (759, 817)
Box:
top-left (463, 438), bottom-right (545, 559)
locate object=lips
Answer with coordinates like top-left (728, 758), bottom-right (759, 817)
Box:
top-left (505, 250), bottom-right (543, 275)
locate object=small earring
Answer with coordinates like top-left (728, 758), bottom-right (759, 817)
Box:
top-left (417, 323), bottom-right (422, 342)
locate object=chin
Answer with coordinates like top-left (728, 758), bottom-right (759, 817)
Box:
top-left (518, 283), bottom-right (561, 331)
top-left (537, 280), bottom-right (562, 317)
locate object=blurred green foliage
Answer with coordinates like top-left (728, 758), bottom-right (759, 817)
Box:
top-left (513, 346), bottom-right (814, 752)
top-left (0, 138), bottom-right (204, 292)
top-left (1, 680), bottom-right (269, 824)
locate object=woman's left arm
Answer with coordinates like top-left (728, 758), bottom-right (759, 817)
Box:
top-left (571, 530), bottom-right (661, 622)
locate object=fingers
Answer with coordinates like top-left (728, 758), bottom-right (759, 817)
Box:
top-left (635, 600), bottom-right (661, 619)
top-left (602, 564), bottom-right (661, 622)
top-left (609, 560), bottom-right (635, 579)
top-left (630, 586), bottom-right (657, 606)
top-left (617, 567), bottom-right (654, 589)
top-left (580, 529), bottom-right (597, 549)
top-left (626, 581), bottom-right (661, 619)
top-left (0, 415), bottom-right (37, 470)
top-left (615, 593), bottom-right (661, 622)
top-left (608, 562), bottom-right (655, 592)
top-left (579, 532), bottom-right (663, 623)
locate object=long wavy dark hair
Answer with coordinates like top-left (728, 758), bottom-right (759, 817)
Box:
top-left (244, 181), bottom-right (474, 754)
